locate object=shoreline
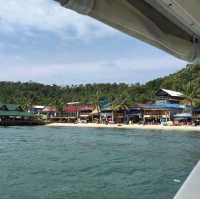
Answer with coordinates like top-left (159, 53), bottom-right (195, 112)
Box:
top-left (47, 123), bottom-right (200, 131)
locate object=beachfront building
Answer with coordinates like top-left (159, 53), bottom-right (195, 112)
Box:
top-left (100, 109), bottom-right (112, 123)
top-left (63, 102), bottom-right (80, 123)
top-left (30, 105), bottom-right (58, 120)
top-left (99, 102), bottom-right (112, 123)
top-left (42, 106), bottom-right (58, 118)
top-left (99, 97), bottom-right (113, 123)
top-left (192, 105), bottom-right (200, 125)
top-left (30, 105), bottom-right (45, 115)
top-left (0, 103), bottom-right (40, 126)
top-left (143, 89), bottom-right (187, 124)
top-left (62, 102), bottom-right (95, 123)
top-left (155, 88), bottom-right (185, 104)
top-left (90, 106), bottom-right (101, 123)
top-left (143, 103), bottom-right (186, 124)
top-left (100, 105), bottom-right (127, 124)
top-left (114, 110), bottom-right (126, 123)
top-left (125, 107), bottom-right (143, 124)
top-left (78, 104), bottom-right (94, 123)
top-left (173, 113), bottom-right (192, 125)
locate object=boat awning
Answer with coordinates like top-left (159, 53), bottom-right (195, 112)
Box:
top-left (56, 0), bottom-right (200, 62)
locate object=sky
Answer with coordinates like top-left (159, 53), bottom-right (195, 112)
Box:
top-left (0, 0), bottom-right (187, 85)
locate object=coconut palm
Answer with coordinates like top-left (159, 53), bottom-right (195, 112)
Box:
top-left (111, 98), bottom-right (129, 122)
top-left (19, 96), bottom-right (32, 111)
top-left (53, 99), bottom-right (64, 113)
top-left (182, 82), bottom-right (199, 107)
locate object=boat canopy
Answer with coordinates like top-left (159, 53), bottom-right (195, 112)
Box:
top-left (55, 0), bottom-right (200, 62)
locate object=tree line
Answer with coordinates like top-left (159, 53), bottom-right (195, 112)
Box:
top-left (0, 64), bottom-right (200, 109)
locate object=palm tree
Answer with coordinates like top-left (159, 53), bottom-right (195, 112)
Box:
top-left (19, 96), bottom-right (32, 111)
top-left (181, 65), bottom-right (200, 107)
top-left (181, 82), bottom-right (200, 117)
top-left (182, 82), bottom-right (197, 107)
top-left (54, 99), bottom-right (64, 113)
top-left (111, 98), bottom-right (129, 122)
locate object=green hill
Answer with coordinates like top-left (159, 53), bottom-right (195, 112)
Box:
top-left (0, 64), bottom-right (199, 108)
top-left (145, 64), bottom-right (200, 98)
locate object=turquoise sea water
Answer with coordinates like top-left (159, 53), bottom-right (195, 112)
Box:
top-left (0, 126), bottom-right (200, 199)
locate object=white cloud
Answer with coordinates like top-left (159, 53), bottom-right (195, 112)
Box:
top-left (0, 0), bottom-right (187, 84)
top-left (0, 0), bottom-right (115, 39)
top-left (0, 54), bottom-right (186, 84)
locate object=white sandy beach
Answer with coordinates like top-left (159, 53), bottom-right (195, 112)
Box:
top-left (47, 123), bottom-right (200, 131)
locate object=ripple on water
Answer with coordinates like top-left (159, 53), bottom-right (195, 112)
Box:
top-left (0, 126), bottom-right (200, 199)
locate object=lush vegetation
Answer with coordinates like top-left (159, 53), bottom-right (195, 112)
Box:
top-left (0, 64), bottom-right (200, 109)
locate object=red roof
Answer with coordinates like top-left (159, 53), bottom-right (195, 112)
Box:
top-left (63, 104), bottom-right (94, 113)
top-left (63, 105), bottom-right (79, 113)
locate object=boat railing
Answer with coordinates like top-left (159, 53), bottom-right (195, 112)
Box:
top-left (174, 160), bottom-right (200, 199)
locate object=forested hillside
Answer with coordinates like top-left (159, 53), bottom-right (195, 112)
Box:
top-left (145, 64), bottom-right (200, 98)
top-left (0, 64), bottom-right (199, 108)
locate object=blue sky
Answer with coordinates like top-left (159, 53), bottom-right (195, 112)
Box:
top-left (0, 0), bottom-right (187, 85)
